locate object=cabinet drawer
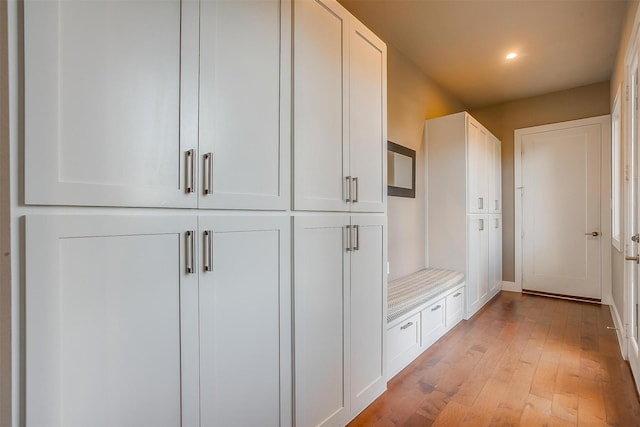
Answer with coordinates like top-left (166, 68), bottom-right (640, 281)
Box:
top-left (387, 313), bottom-right (420, 378)
top-left (446, 287), bottom-right (465, 327)
top-left (421, 298), bottom-right (446, 349)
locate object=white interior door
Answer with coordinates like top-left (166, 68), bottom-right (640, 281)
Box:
top-left (520, 120), bottom-right (603, 299)
top-left (626, 51), bottom-right (640, 391)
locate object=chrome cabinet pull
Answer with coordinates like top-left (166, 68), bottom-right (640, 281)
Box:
top-left (479, 219), bottom-right (484, 231)
top-left (453, 292), bottom-right (462, 297)
top-left (345, 176), bottom-right (352, 202)
top-left (495, 199), bottom-right (499, 210)
top-left (495, 218), bottom-right (499, 229)
top-left (346, 225), bottom-right (350, 251)
top-left (431, 304), bottom-right (442, 312)
top-left (203, 230), bottom-right (213, 272)
top-left (400, 321), bottom-right (414, 330)
top-left (185, 149), bottom-right (195, 193)
top-left (203, 153), bottom-right (213, 195)
top-left (352, 177), bottom-right (358, 203)
top-left (478, 197), bottom-right (483, 210)
top-left (353, 225), bottom-right (359, 251)
top-left (185, 230), bottom-right (195, 274)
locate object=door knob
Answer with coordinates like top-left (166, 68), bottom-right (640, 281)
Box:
top-left (584, 231), bottom-right (599, 237)
top-left (632, 234), bottom-right (640, 243)
top-left (626, 254), bottom-right (640, 264)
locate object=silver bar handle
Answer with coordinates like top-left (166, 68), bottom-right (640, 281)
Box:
top-left (400, 322), bottom-right (414, 330)
top-left (479, 219), bottom-right (484, 231)
top-left (345, 176), bottom-right (352, 202)
top-left (203, 153), bottom-right (213, 195)
top-left (453, 292), bottom-right (462, 297)
top-left (495, 218), bottom-right (499, 229)
top-left (478, 197), bottom-right (483, 210)
top-left (185, 149), bottom-right (195, 193)
top-left (431, 304), bottom-right (442, 312)
top-left (185, 230), bottom-right (195, 274)
top-left (203, 230), bottom-right (213, 272)
top-left (495, 200), bottom-right (499, 210)
top-left (353, 225), bottom-right (359, 251)
top-left (352, 177), bottom-right (358, 203)
top-left (345, 225), bottom-right (352, 251)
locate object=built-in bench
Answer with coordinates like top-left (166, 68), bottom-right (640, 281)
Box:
top-left (387, 268), bottom-right (465, 379)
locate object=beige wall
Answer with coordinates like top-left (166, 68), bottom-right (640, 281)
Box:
top-left (387, 46), bottom-right (465, 280)
top-left (470, 81), bottom-right (611, 282)
top-left (0, 0), bottom-right (10, 424)
top-left (609, 1), bottom-right (639, 316)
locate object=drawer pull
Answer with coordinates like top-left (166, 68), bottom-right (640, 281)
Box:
top-left (431, 304), bottom-right (442, 312)
top-left (400, 321), bottom-right (414, 330)
top-left (453, 292), bottom-right (462, 297)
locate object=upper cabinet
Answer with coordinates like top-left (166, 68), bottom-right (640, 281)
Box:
top-left (293, 0), bottom-right (386, 213)
top-left (466, 120), bottom-right (490, 214)
top-left (489, 135), bottom-right (502, 213)
top-left (24, 0), bottom-right (290, 210)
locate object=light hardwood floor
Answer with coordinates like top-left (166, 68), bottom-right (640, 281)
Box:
top-left (349, 291), bottom-right (640, 426)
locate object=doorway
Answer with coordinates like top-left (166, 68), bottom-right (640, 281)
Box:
top-left (515, 116), bottom-right (612, 302)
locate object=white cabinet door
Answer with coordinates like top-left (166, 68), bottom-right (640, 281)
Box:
top-left (490, 136), bottom-right (502, 213)
top-left (294, 216), bottom-right (350, 427)
top-left (25, 215), bottom-right (199, 427)
top-left (198, 215), bottom-right (291, 427)
top-left (466, 215), bottom-right (489, 318)
top-left (349, 20), bottom-right (386, 213)
top-left (25, 0), bottom-right (198, 208)
top-left (489, 215), bottom-right (503, 294)
top-left (350, 216), bottom-right (386, 414)
top-left (198, 0), bottom-right (290, 210)
top-left (293, 0), bottom-right (350, 212)
top-left (467, 120), bottom-right (489, 214)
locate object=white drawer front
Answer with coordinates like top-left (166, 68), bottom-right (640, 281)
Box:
top-left (446, 287), bottom-right (465, 327)
top-left (387, 313), bottom-right (420, 378)
top-left (420, 298), bottom-right (446, 349)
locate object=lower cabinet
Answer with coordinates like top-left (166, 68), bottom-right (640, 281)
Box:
top-left (294, 215), bottom-right (386, 427)
top-left (25, 214), bottom-right (291, 427)
top-left (466, 214), bottom-right (502, 319)
top-left (386, 285), bottom-right (465, 379)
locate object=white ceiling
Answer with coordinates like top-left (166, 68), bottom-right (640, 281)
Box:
top-left (338, 0), bottom-right (629, 108)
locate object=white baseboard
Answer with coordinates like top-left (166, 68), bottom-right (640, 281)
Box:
top-left (500, 281), bottom-right (520, 293)
top-left (609, 301), bottom-right (627, 359)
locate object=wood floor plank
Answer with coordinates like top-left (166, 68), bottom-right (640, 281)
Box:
top-left (348, 292), bottom-right (640, 427)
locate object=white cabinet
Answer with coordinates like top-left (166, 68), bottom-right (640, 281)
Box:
top-left (294, 215), bottom-right (385, 426)
top-left (198, 0), bottom-right (290, 210)
top-left (467, 215), bottom-right (490, 316)
top-left (24, 0), bottom-right (289, 210)
top-left (26, 214), bottom-right (291, 427)
top-left (426, 112), bottom-right (502, 319)
top-left (293, 0), bottom-right (386, 213)
top-left (489, 136), bottom-right (502, 213)
top-left (489, 215), bottom-right (503, 294)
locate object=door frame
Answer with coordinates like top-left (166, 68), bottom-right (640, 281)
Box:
top-left (514, 115), bottom-right (612, 304)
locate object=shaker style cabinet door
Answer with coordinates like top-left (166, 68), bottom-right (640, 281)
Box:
top-left (349, 216), bottom-right (386, 414)
top-left (349, 19), bottom-right (387, 213)
top-left (294, 216), bottom-right (351, 427)
top-left (489, 215), bottom-right (503, 294)
top-left (24, 0), bottom-right (199, 208)
top-left (25, 215), bottom-right (200, 427)
top-left (467, 120), bottom-right (489, 214)
top-left (466, 215), bottom-right (490, 317)
top-left (490, 136), bottom-right (502, 213)
top-left (293, 0), bottom-right (350, 212)
top-left (198, 215), bottom-right (291, 427)
top-left (198, 0), bottom-right (290, 210)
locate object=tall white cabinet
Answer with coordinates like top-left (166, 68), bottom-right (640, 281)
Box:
top-left (292, 0), bottom-right (387, 425)
top-left (426, 112), bottom-right (502, 319)
top-left (21, 0), bottom-right (386, 426)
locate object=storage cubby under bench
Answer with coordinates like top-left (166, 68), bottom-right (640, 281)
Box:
top-left (387, 268), bottom-right (465, 379)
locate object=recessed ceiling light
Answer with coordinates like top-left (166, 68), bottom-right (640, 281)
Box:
top-left (506, 52), bottom-right (518, 60)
